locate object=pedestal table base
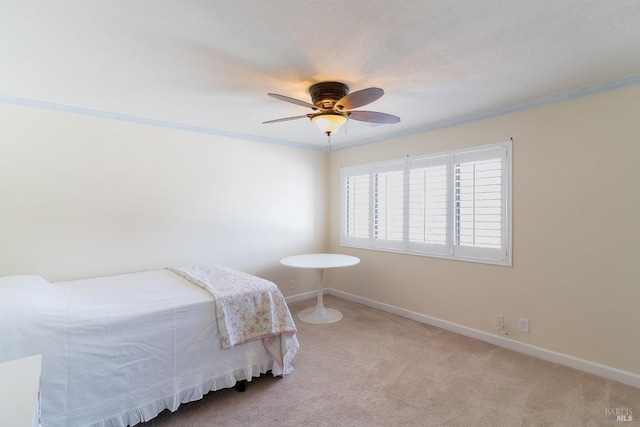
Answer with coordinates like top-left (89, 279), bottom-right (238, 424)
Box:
top-left (297, 306), bottom-right (343, 324)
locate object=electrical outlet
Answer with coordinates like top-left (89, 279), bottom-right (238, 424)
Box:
top-left (496, 315), bottom-right (504, 333)
top-left (289, 280), bottom-right (296, 290)
top-left (519, 318), bottom-right (530, 333)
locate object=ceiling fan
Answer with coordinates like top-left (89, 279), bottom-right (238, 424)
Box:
top-left (263, 81), bottom-right (400, 138)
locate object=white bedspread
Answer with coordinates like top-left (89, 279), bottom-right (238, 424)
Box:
top-left (169, 265), bottom-right (298, 374)
top-left (0, 269), bottom-right (297, 427)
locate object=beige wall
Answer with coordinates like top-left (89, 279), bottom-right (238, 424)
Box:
top-left (0, 105), bottom-right (328, 296)
top-left (328, 85), bottom-right (640, 375)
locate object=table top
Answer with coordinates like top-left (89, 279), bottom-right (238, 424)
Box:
top-left (280, 253), bottom-right (360, 269)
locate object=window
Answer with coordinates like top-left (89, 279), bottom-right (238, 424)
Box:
top-left (341, 141), bottom-right (512, 266)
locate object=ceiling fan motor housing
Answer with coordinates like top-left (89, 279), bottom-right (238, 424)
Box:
top-left (309, 81), bottom-right (350, 109)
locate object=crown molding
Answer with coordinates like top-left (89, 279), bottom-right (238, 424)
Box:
top-left (2, 73), bottom-right (639, 153)
top-left (0, 94), bottom-right (327, 152)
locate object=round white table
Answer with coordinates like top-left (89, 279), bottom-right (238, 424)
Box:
top-left (280, 253), bottom-right (360, 324)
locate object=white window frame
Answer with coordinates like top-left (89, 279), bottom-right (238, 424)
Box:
top-left (340, 140), bottom-right (512, 266)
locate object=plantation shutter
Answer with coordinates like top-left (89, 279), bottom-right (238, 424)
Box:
top-left (452, 146), bottom-right (508, 262)
top-left (373, 161), bottom-right (405, 250)
top-left (408, 156), bottom-right (449, 255)
top-left (342, 165), bottom-right (371, 246)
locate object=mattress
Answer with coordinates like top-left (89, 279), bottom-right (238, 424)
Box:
top-left (0, 269), bottom-right (286, 427)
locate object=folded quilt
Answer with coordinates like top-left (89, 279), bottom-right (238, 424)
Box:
top-left (168, 264), bottom-right (298, 374)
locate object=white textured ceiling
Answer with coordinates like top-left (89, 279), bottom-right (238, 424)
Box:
top-left (2, 1), bottom-right (640, 149)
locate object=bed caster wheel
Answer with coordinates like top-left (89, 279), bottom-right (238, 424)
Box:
top-left (235, 380), bottom-right (247, 392)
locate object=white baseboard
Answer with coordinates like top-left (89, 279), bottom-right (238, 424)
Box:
top-left (284, 290), bottom-right (318, 304)
top-left (325, 288), bottom-right (640, 389)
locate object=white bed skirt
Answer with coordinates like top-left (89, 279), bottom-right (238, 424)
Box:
top-left (88, 358), bottom-right (276, 427)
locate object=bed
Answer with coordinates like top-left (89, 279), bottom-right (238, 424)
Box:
top-left (0, 265), bottom-right (299, 427)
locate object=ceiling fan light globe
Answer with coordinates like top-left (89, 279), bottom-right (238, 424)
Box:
top-left (311, 113), bottom-right (348, 135)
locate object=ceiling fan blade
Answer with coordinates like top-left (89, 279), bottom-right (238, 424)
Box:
top-left (335, 87), bottom-right (384, 111)
top-left (263, 115), bottom-right (310, 124)
top-left (267, 93), bottom-right (317, 109)
top-left (348, 111), bottom-right (400, 124)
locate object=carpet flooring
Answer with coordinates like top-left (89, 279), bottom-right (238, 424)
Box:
top-left (141, 296), bottom-right (638, 426)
